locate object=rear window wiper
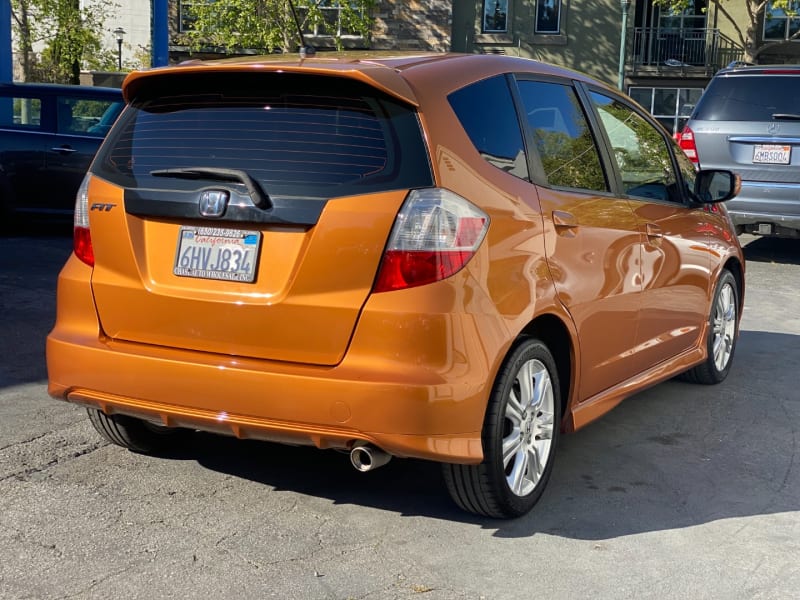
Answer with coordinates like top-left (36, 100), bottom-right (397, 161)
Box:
top-left (150, 167), bottom-right (271, 209)
top-left (771, 113), bottom-right (800, 121)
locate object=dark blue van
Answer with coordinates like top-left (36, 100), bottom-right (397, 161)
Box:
top-left (0, 83), bottom-right (123, 226)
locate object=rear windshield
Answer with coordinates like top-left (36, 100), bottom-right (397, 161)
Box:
top-left (94, 73), bottom-right (432, 199)
top-left (692, 74), bottom-right (800, 121)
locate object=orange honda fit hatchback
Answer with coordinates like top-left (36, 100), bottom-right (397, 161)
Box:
top-left (47, 53), bottom-right (744, 518)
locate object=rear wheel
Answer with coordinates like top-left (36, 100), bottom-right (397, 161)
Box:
top-left (443, 338), bottom-right (561, 518)
top-left (682, 269), bottom-right (739, 384)
top-left (87, 409), bottom-right (187, 454)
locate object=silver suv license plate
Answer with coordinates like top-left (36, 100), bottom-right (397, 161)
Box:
top-left (173, 226), bottom-right (261, 282)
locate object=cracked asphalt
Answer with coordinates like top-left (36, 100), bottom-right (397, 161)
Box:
top-left (1, 229), bottom-right (798, 599)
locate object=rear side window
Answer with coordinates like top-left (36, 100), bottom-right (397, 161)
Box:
top-left (693, 75), bottom-right (800, 121)
top-left (448, 75), bottom-right (529, 180)
top-left (94, 73), bottom-right (432, 199)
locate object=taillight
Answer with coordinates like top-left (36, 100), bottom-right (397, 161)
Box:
top-left (373, 188), bottom-right (489, 293)
top-left (73, 174), bottom-right (94, 266)
top-left (678, 126), bottom-right (699, 165)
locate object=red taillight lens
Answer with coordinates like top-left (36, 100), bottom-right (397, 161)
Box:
top-left (73, 174), bottom-right (95, 266)
top-left (678, 126), bottom-right (699, 164)
top-left (73, 226), bottom-right (95, 266)
top-left (373, 189), bottom-right (489, 293)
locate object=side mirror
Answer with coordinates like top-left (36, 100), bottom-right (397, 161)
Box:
top-left (693, 169), bottom-right (741, 203)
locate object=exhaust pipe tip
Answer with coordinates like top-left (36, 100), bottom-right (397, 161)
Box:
top-left (350, 442), bottom-right (392, 472)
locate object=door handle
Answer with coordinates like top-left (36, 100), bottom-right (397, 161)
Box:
top-left (553, 210), bottom-right (577, 228)
top-left (552, 211), bottom-right (578, 237)
top-left (50, 146), bottom-right (76, 154)
top-left (646, 223), bottom-right (663, 238)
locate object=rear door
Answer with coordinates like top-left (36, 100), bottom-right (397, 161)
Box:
top-left (515, 77), bottom-right (644, 400)
top-left (0, 87), bottom-right (48, 214)
top-left (41, 92), bottom-right (122, 216)
top-left (88, 72), bottom-right (433, 366)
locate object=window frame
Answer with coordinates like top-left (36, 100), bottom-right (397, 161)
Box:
top-left (481, 0), bottom-right (510, 34)
top-left (509, 73), bottom-right (613, 195)
top-left (535, 0), bottom-right (562, 35)
top-left (763, 1), bottom-right (800, 41)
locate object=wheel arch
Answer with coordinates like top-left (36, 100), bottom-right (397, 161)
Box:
top-left (518, 313), bottom-right (575, 426)
top-left (723, 255), bottom-right (745, 316)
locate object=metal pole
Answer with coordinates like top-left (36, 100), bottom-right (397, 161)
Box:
top-left (618, 0), bottom-right (631, 91)
top-left (1, 0), bottom-right (12, 83)
top-left (117, 39), bottom-right (122, 70)
top-left (152, 0), bottom-right (169, 67)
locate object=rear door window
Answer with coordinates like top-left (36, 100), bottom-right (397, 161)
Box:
top-left (94, 73), bottom-right (432, 200)
top-left (516, 79), bottom-right (608, 192)
top-left (57, 96), bottom-right (122, 136)
top-left (0, 95), bottom-right (43, 130)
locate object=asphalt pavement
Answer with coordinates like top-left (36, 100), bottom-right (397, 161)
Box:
top-left (0, 230), bottom-right (797, 599)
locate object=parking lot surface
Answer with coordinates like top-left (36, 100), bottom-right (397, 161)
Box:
top-left (0, 231), bottom-right (798, 599)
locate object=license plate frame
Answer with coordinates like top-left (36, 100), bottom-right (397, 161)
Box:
top-left (752, 144), bottom-right (791, 165)
top-left (173, 226), bottom-right (261, 282)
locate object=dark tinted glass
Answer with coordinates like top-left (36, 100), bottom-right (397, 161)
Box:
top-left (693, 74), bottom-right (800, 121)
top-left (518, 80), bottom-right (607, 192)
top-left (94, 73), bottom-right (432, 199)
top-left (448, 75), bottom-right (529, 180)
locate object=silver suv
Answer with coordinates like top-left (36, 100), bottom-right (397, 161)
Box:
top-left (678, 63), bottom-right (800, 238)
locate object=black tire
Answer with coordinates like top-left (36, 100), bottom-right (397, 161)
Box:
top-left (682, 269), bottom-right (739, 385)
top-left (443, 338), bottom-right (561, 518)
top-left (87, 408), bottom-right (187, 454)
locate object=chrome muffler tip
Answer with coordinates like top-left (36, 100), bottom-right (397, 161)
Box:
top-left (350, 442), bottom-right (392, 472)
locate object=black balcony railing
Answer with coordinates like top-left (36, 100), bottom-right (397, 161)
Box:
top-left (631, 27), bottom-right (744, 74)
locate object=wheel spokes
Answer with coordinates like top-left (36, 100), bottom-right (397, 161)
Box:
top-left (712, 283), bottom-right (736, 371)
top-left (503, 358), bottom-right (556, 498)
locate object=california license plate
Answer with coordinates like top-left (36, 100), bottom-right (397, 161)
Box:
top-left (753, 144), bottom-right (791, 164)
top-left (174, 227), bottom-right (261, 282)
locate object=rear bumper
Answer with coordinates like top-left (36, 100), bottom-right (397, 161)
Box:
top-left (727, 181), bottom-right (800, 235)
top-left (46, 256), bottom-right (514, 465)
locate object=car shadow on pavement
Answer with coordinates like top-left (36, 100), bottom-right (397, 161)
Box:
top-left (740, 235), bottom-right (800, 265)
top-left (145, 327), bottom-right (799, 539)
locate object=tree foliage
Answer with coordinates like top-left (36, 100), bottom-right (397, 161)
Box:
top-left (10, 0), bottom-right (117, 83)
top-left (183, 0), bottom-right (376, 54)
top-left (654, 0), bottom-right (799, 62)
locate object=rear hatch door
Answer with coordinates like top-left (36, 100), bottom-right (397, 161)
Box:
top-left (88, 70), bottom-right (432, 365)
top-left (692, 72), bottom-right (800, 183)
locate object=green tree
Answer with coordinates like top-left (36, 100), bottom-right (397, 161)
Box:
top-left (183, 0), bottom-right (376, 54)
top-left (654, 0), bottom-right (799, 62)
top-left (10, 0), bottom-right (117, 84)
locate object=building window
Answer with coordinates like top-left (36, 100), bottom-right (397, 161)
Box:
top-left (299, 1), bottom-right (364, 37)
top-left (764, 1), bottom-right (800, 41)
top-left (482, 0), bottom-right (509, 33)
top-left (628, 86), bottom-right (704, 135)
top-left (535, 0), bottom-right (561, 34)
top-left (179, 0), bottom-right (201, 33)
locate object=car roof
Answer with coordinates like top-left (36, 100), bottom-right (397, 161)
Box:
top-left (121, 52), bottom-right (605, 107)
top-left (713, 62), bottom-right (800, 77)
top-left (0, 82), bottom-right (122, 97)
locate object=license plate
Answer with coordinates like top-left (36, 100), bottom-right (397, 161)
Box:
top-left (753, 144), bottom-right (791, 165)
top-left (174, 227), bottom-right (261, 282)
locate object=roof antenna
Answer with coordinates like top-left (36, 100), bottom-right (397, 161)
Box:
top-left (287, 0), bottom-right (315, 58)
